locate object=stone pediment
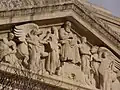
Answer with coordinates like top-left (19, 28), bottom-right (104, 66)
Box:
top-left (0, 0), bottom-right (119, 55)
top-left (0, 0), bottom-right (120, 90)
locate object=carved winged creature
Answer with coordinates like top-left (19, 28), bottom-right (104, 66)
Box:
top-left (98, 47), bottom-right (119, 73)
top-left (13, 23), bottom-right (39, 68)
top-left (98, 47), bottom-right (118, 90)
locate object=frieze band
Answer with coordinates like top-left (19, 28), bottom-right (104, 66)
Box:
top-left (0, 21), bottom-right (119, 90)
top-left (0, 0), bottom-right (119, 52)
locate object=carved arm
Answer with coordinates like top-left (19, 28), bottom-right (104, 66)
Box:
top-left (26, 38), bottom-right (36, 46)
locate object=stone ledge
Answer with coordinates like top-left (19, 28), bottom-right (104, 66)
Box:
top-left (0, 0), bottom-right (73, 11)
top-left (0, 63), bottom-right (98, 90)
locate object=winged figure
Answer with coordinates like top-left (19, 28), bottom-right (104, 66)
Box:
top-left (13, 23), bottom-right (39, 68)
top-left (98, 47), bottom-right (118, 90)
top-left (98, 47), bottom-right (119, 72)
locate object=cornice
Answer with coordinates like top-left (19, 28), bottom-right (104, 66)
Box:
top-left (0, 0), bottom-right (73, 11)
top-left (0, 1), bottom-right (73, 17)
top-left (0, 63), bottom-right (97, 90)
top-left (73, 0), bottom-right (120, 49)
top-left (0, 0), bottom-right (119, 51)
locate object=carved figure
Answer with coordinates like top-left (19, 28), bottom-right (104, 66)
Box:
top-left (79, 36), bottom-right (91, 85)
top-left (38, 31), bottom-right (49, 58)
top-left (26, 29), bottom-right (42, 72)
top-left (90, 46), bottom-right (101, 88)
top-left (14, 23), bottom-right (39, 69)
top-left (98, 47), bottom-right (117, 90)
top-left (59, 21), bottom-right (74, 62)
top-left (26, 25), bottom-right (48, 73)
top-left (0, 41), bottom-right (8, 61)
top-left (45, 26), bottom-right (60, 75)
top-left (71, 34), bottom-right (81, 64)
top-left (0, 32), bottom-right (17, 65)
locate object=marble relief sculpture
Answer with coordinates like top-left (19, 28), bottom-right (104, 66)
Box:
top-left (98, 47), bottom-right (117, 90)
top-left (26, 28), bottom-right (43, 72)
top-left (59, 21), bottom-right (75, 62)
top-left (79, 36), bottom-right (92, 85)
top-left (0, 21), bottom-right (119, 90)
top-left (14, 23), bottom-right (34, 68)
top-left (90, 46), bottom-right (119, 90)
top-left (70, 34), bottom-right (81, 64)
top-left (14, 23), bottom-right (48, 72)
top-left (0, 32), bottom-right (19, 66)
top-left (45, 26), bottom-right (60, 75)
top-left (90, 46), bottom-right (101, 88)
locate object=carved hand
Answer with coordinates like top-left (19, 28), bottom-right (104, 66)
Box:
top-left (39, 40), bottom-right (48, 44)
top-left (59, 40), bottom-right (66, 44)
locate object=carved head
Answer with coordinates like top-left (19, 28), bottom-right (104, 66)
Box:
top-left (102, 51), bottom-right (109, 58)
top-left (31, 24), bottom-right (39, 33)
top-left (91, 46), bottom-right (99, 54)
top-left (30, 28), bottom-right (39, 35)
top-left (81, 36), bottom-right (87, 43)
top-left (64, 21), bottom-right (71, 32)
top-left (30, 30), bottom-right (35, 35)
top-left (73, 34), bottom-right (77, 38)
top-left (65, 21), bottom-right (71, 27)
top-left (8, 32), bottom-right (14, 40)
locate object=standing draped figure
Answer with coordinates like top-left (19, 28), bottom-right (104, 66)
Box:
top-left (79, 36), bottom-right (91, 85)
top-left (90, 46), bottom-right (101, 88)
top-left (70, 34), bottom-right (81, 64)
top-left (98, 47), bottom-right (117, 90)
top-left (46, 26), bottom-right (60, 75)
top-left (59, 21), bottom-right (74, 62)
top-left (26, 28), bottom-right (41, 73)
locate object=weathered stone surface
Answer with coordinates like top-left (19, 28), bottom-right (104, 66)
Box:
top-left (0, 0), bottom-right (119, 90)
top-left (60, 62), bottom-right (85, 83)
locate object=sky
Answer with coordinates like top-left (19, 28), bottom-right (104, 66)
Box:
top-left (88, 0), bottom-right (120, 17)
